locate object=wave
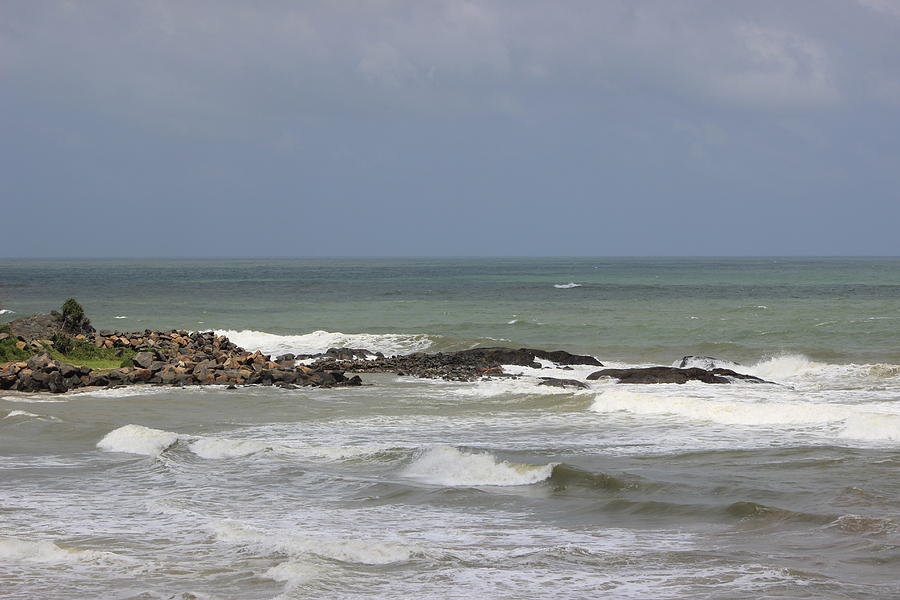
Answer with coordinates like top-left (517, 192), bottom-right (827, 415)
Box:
top-left (0, 308), bottom-right (14, 315)
top-left (589, 389), bottom-right (900, 441)
top-left (97, 424), bottom-right (180, 456)
top-left (113, 315), bottom-right (128, 319)
top-left (553, 282), bottom-right (582, 289)
top-left (681, 353), bottom-right (900, 383)
top-left (188, 437), bottom-right (271, 459)
top-left (0, 535), bottom-right (131, 565)
top-left (3, 409), bottom-right (61, 422)
top-left (402, 446), bottom-right (555, 486)
top-left (215, 329), bottom-right (433, 357)
top-left (546, 464), bottom-right (630, 492)
top-left (213, 521), bottom-right (418, 565)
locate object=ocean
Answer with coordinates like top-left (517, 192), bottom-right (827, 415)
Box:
top-left (1, 257), bottom-right (899, 599)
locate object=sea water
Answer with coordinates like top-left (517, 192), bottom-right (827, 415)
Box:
top-left (1, 258), bottom-right (899, 599)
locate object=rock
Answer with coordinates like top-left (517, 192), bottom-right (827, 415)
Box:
top-left (537, 377), bottom-right (589, 389)
top-left (132, 352), bottom-right (156, 369)
top-left (276, 353), bottom-right (296, 362)
top-left (0, 333), bottom-right (9, 341)
top-left (586, 366), bottom-right (770, 384)
top-left (676, 355), bottom-right (742, 370)
top-left (6, 314), bottom-right (62, 342)
top-left (26, 352), bottom-right (54, 372)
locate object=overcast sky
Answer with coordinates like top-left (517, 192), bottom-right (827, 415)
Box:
top-left (2, 0), bottom-right (899, 256)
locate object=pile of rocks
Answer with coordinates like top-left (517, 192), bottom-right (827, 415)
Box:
top-left (307, 346), bottom-right (603, 381)
top-left (1, 354), bottom-right (97, 393)
top-left (0, 329), bottom-right (362, 394)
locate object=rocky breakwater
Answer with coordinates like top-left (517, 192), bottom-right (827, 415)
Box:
top-left (0, 330), bottom-right (361, 394)
top-left (307, 346), bottom-right (603, 381)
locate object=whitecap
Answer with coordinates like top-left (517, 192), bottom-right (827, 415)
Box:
top-left (97, 424), bottom-right (180, 456)
top-left (553, 282), bottom-right (582, 289)
top-left (214, 329), bottom-right (433, 357)
top-left (0, 535), bottom-right (131, 565)
top-left (3, 409), bottom-right (61, 422)
top-left (402, 446), bottom-right (555, 486)
top-left (188, 437), bottom-right (270, 459)
top-left (113, 315), bottom-right (128, 319)
top-left (0, 309), bottom-right (15, 315)
top-left (213, 521), bottom-right (417, 565)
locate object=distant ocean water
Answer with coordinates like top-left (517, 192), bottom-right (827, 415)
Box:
top-left (2, 258), bottom-right (899, 599)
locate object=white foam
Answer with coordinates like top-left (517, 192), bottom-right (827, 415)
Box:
top-left (840, 413), bottom-right (900, 442)
top-left (114, 315), bottom-right (128, 319)
top-left (213, 521), bottom-right (416, 565)
top-left (0, 308), bottom-right (14, 315)
top-left (215, 329), bottom-right (433, 357)
top-left (553, 282), bottom-right (582, 289)
top-left (589, 389), bottom-right (900, 442)
top-left (97, 424), bottom-right (180, 456)
top-left (3, 409), bottom-right (61, 421)
top-left (0, 535), bottom-right (130, 565)
top-left (402, 446), bottom-right (555, 486)
top-left (264, 560), bottom-right (325, 587)
top-left (188, 437), bottom-right (270, 459)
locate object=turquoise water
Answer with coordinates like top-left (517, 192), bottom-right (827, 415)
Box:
top-left (2, 257), bottom-right (899, 363)
top-left (2, 258), bottom-right (900, 599)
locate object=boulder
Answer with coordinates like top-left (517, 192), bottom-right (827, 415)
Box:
top-left (537, 377), bottom-right (589, 389)
top-left (586, 366), bottom-right (770, 384)
top-left (132, 352), bottom-right (156, 369)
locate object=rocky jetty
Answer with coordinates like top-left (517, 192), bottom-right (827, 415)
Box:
top-left (0, 329), bottom-right (361, 394)
top-left (307, 347), bottom-right (602, 381)
top-left (586, 366), bottom-right (770, 384)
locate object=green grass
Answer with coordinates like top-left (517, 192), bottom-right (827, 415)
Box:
top-left (0, 328), bottom-right (136, 370)
top-left (0, 327), bottom-right (32, 363)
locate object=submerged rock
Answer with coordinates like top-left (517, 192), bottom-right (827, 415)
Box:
top-left (587, 366), bottom-right (770, 384)
top-left (537, 377), bottom-right (589, 389)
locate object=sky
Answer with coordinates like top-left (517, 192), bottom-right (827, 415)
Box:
top-left (1, 0), bottom-right (899, 257)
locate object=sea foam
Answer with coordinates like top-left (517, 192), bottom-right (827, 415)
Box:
top-left (553, 282), bottom-right (582, 289)
top-left (97, 424), bottom-right (180, 456)
top-left (214, 329), bottom-right (433, 357)
top-left (402, 446), bottom-right (555, 486)
top-left (0, 535), bottom-right (130, 565)
top-left (213, 521), bottom-right (417, 565)
top-left (188, 437), bottom-right (270, 459)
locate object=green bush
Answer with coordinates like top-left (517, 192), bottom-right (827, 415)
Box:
top-left (50, 332), bottom-right (75, 354)
top-left (60, 298), bottom-right (90, 332)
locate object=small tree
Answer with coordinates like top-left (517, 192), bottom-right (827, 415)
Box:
top-left (60, 298), bottom-right (90, 332)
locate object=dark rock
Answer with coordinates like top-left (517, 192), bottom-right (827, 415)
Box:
top-left (537, 377), bottom-right (589, 389)
top-left (276, 353), bottom-right (296, 362)
top-left (26, 352), bottom-right (53, 372)
top-left (676, 355), bottom-right (741, 370)
top-left (346, 375), bottom-right (363, 386)
top-left (586, 366), bottom-right (770, 385)
top-left (132, 352), bottom-right (156, 369)
top-left (7, 314), bottom-right (62, 342)
top-left (226, 384), bottom-right (237, 390)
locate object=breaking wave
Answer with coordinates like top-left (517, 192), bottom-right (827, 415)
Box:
top-left (213, 521), bottom-right (418, 565)
top-left (0, 535), bottom-right (131, 565)
top-left (0, 308), bottom-right (14, 315)
top-left (553, 282), bottom-right (582, 289)
top-left (402, 446), bottom-right (555, 486)
top-left (188, 437), bottom-right (271, 459)
top-left (215, 329), bottom-right (433, 357)
top-left (97, 424), bottom-right (180, 456)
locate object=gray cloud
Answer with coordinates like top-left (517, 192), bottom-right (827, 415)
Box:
top-left (1, 1), bottom-right (899, 256)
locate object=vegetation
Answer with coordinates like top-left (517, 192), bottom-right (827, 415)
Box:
top-left (60, 298), bottom-right (90, 332)
top-left (1, 301), bottom-right (133, 370)
top-left (0, 324), bottom-right (32, 363)
top-left (47, 333), bottom-right (136, 370)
